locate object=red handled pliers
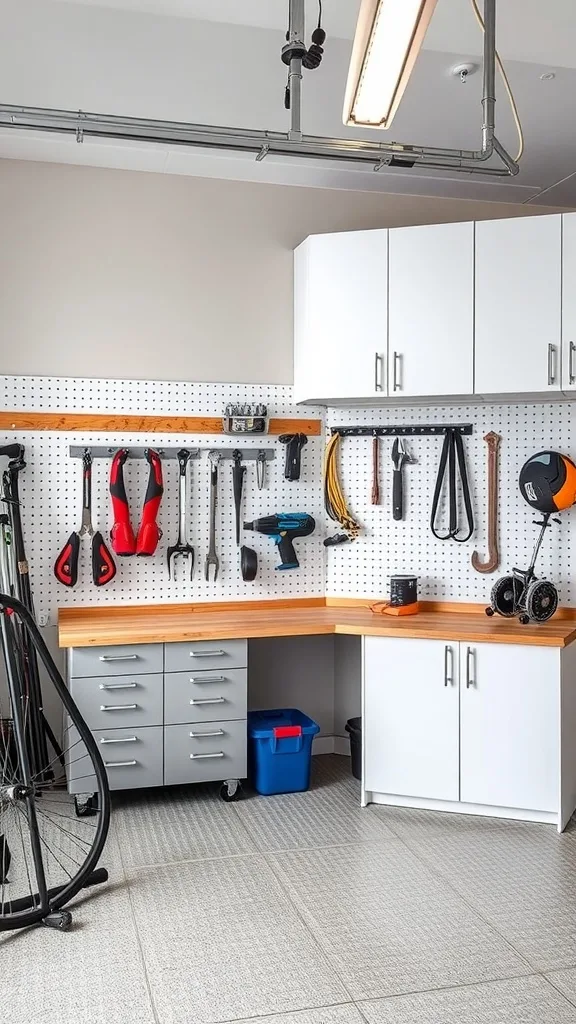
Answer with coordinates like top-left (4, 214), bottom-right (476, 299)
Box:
top-left (54, 450), bottom-right (116, 587)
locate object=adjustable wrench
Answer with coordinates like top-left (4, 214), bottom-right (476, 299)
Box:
top-left (204, 451), bottom-right (220, 581)
top-left (167, 449), bottom-right (195, 579)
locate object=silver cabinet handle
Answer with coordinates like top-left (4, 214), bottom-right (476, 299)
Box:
top-left (189, 729), bottom-right (225, 738)
top-left (99, 682), bottom-right (138, 690)
top-left (100, 735), bottom-right (138, 744)
top-left (99, 654), bottom-right (139, 662)
top-left (104, 760), bottom-right (138, 768)
top-left (393, 351), bottom-right (402, 391)
top-left (548, 343), bottom-right (557, 385)
top-left (570, 342), bottom-right (576, 385)
top-left (444, 645), bottom-right (453, 687)
top-left (466, 646), bottom-right (475, 688)
top-left (99, 703), bottom-right (139, 711)
top-left (189, 697), bottom-right (225, 705)
top-left (374, 352), bottom-right (384, 392)
top-left (189, 676), bottom-right (226, 684)
top-left (189, 650), bottom-right (226, 658)
top-left (190, 751), bottom-right (224, 760)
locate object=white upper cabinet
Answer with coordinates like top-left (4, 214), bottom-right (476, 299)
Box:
top-left (293, 230), bottom-right (388, 403)
top-left (388, 221), bottom-right (474, 397)
top-left (562, 212), bottom-right (576, 392)
top-left (475, 215), bottom-right (562, 395)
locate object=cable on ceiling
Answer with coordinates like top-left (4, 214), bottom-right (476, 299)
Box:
top-left (469, 0), bottom-right (524, 162)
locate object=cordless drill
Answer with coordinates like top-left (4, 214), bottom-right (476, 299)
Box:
top-left (243, 513), bottom-right (315, 570)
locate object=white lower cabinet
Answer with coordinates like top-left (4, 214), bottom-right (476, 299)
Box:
top-left (363, 636), bottom-right (573, 828)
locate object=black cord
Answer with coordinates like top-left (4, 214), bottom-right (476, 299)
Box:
top-left (317, 0), bottom-right (322, 29)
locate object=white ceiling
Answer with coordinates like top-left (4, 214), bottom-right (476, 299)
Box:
top-left (56, 0), bottom-right (576, 68)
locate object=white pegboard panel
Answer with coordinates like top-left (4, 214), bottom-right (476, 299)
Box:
top-left (0, 377), bottom-right (325, 618)
top-left (326, 402), bottom-right (576, 605)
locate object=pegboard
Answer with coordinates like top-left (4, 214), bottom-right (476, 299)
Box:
top-left (0, 376), bottom-right (325, 620)
top-left (325, 402), bottom-right (576, 606)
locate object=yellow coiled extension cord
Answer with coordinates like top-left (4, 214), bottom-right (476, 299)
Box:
top-left (324, 432), bottom-right (361, 540)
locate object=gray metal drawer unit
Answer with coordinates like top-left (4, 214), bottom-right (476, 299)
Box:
top-left (70, 643), bottom-right (163, 678)
top-left (164, 669), bottom-right (247, 725)
top-left (164, 721), bottom-right (247, 786)
top-left (67, 725), bottom-right (164, 792)
top-left (70, 673), bottom-right (164, 730)
top-left (164, 639), bottom-right (247, 673)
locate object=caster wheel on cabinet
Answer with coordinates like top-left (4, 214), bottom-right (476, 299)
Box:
top-left (220, 780), bottom-right (243, 803)
top-left (74, 794), bottom-right (99, 818)
top-left (43, 910), bottom-right (73, 931)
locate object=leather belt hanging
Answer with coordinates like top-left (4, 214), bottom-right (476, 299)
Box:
top-left (430, 428), bottom-right (474, 542)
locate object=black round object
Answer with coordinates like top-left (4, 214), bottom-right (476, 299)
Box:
top-left (241, 545), bottom-right (257, 582)
top-left (525, 580), bottom-right (559, 622)
top-left (519, 451), bottom-right (576, 513)
top-left (220, 781), bottom-right (243, 802)
top-left (490, 575), bottom-right (522, 617)
top-left (345, 717), bottom-right (362, 781)
top-left (389, 575), bottom-right (418, 607)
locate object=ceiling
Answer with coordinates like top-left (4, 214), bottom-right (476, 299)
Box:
top-left (0, 0), bottom-right (575, 206)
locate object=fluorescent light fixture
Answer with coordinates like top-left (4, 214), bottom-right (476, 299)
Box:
top-left (344, 0), bottom-right (439, 129)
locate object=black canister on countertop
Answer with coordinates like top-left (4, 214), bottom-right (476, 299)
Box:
top-left (390, 575), bottom-right (418, 607)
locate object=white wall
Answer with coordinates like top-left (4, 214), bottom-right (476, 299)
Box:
top-left (0, 159), bottom-right (562, 384)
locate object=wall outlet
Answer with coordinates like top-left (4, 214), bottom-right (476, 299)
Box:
top-left (37, 611), bottom-right (50, 627)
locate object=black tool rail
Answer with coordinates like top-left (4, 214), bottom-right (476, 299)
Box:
top-left (330, 424), bottom-right (474, 438)
top-left (68, 446), bottom-right (276, 461)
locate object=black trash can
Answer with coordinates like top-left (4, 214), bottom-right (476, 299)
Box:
top-left (345, 717), bottom-right (362, 781)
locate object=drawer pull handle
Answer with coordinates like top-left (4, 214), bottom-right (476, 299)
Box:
top-left (189, 650), bottom-right (226, 658)
top-left (100, 703), bottom-right (139, 711)
top-left (99, 654), bottom-right (139, 662)
top-left (189, 729), bottom-right (225, 738)
top-left (100, 736), bottom-right (138, 745)
top-left (189, 697), bottom-right (225, 706)
top-left (189, 751), bottom-right (224, 760)
top-left (189, 676), bottom-right (226, 683)
top-left (99, 682), bottom-right (138, 690)
top-left (104, 760), bottom-right (138, 768)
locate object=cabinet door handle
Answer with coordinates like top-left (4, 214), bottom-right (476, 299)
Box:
top-left (374, 352), bottom-right (384, 392)
top-left (100, 735), bottom-right (138, 744)
top-left (99, 703), bottom-right (139, 711)
top-left (104, 759), bottom-right (138, 768)
top-left (99, 654), bottom-right (139, 662)
top-left (189, 676), bottom-right (226, 684)
top-left (393, 351), bottom-right (402, 391)
top-left (189, 650), bottom-right (226, 658)
top-left (189, 729), bottom-right (225, 738)
top-left (189, 696), bottom-right (225, 706)
top-left (548, 343), bottom-right (557, 385)
top-left (444, 645), bottom-right (453, 687)
top-left (466, 646), bottom-right (475, 688)
top-left (189, 751), bottom-right (224, 760)
top-left (570, 342), bottom-right (576, 385)
top-left (99, 682), bottom-right (138, 690)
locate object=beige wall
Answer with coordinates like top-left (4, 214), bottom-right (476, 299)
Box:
top-left (0, 159), bottom-right (562, 384)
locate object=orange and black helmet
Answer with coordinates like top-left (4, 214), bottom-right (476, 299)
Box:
top-left (519, 451), bottom-right (576, 513)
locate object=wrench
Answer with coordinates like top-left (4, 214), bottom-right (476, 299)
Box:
top-left (167, 449), bottom-right (195, 579)
top-left (204, 451), bottom-right (221, 581)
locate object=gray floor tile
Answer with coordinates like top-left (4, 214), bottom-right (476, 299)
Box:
top-left (399, 826), bottom-right (576, 971)
top-left (358, 975), bottom-right (576, 1023)
top-left (268, 841), bottom-right (531, 1000)
top-left (113, 782), bottom-right (257, 869)
top-left (128, 854), bottom-right (349, 1024)
top-left (370, 803), bottom-right (546, 841)
top-left (546, 967), bottom-right (576, 1005)
top-left (230, 1005), bottom-right (364, 1024)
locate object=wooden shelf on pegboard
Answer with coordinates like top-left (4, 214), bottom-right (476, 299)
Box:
top-left (0, 412), bottom-right (322, 436)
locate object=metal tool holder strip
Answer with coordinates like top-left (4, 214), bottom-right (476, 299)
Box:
top-left (330, 424), bottom-right (474, 438)
top-left (69, 447), bottom-right (276, 460)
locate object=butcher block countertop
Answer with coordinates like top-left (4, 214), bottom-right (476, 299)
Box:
top-left (57, 599), bottom-right (576, 649)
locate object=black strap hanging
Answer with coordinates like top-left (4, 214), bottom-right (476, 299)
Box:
top-left (430, 429), bottom-right (474, 542)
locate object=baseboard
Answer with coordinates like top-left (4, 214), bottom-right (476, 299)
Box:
top-left (313, 736), bottom-right (335, 755)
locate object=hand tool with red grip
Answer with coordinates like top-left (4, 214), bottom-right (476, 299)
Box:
top-left (109, 448), bottom-right (136, 556)
top-left (136, 448), bottom-right (163, 556)
top-left (54, 450), bottom-right (116, 587)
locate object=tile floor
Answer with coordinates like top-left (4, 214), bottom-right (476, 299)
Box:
top-left (3, 755), bottom-right (576, 1023)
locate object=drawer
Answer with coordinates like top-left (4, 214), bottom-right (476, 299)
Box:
top-left (164, 669), bottom-right (247, 725)
top-left (70, 674), bottom-right (163, 730)
top-left (69, 643), bottom-right (163, 679)
top-left (164, 720), bottom-right (247, 786)
top-left (164, 639), bottom-right (247, 674)
top-left (67, 725), bottom-right (164, 793)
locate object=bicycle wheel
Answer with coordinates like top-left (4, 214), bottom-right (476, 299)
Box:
top-left (0, 595), bottom-right (110, 931)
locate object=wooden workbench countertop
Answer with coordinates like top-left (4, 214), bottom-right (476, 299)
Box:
top-left (57, 599), bottom-right (576, 649)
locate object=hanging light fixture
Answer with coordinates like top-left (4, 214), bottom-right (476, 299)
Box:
top-left (343, 0), bottom-right (439, 129)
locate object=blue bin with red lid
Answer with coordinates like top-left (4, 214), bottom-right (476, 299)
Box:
top-left (247, 708), bottom-right (320, 795)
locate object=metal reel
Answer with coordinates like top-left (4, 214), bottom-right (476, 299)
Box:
top-left (490, 575), bottom-right (523, 618)
top-left (524, 580), bottom-right (559, 623)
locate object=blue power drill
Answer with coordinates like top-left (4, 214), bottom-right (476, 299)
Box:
top-left (243, 512), bottom-right (315, 570)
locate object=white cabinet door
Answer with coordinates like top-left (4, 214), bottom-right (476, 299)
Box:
top-left (293, 230), bottom-right (388, 403)
top-left (460, 643), bottom-right (559, 812)
top-left (475, 215), bottom-right (562, 395)
top-left (562, 212), bottom-right (576, 391)
top-left (364, 637), bottom-right (459, 801)
top-left (388, 221), bottom-right (474, 397)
